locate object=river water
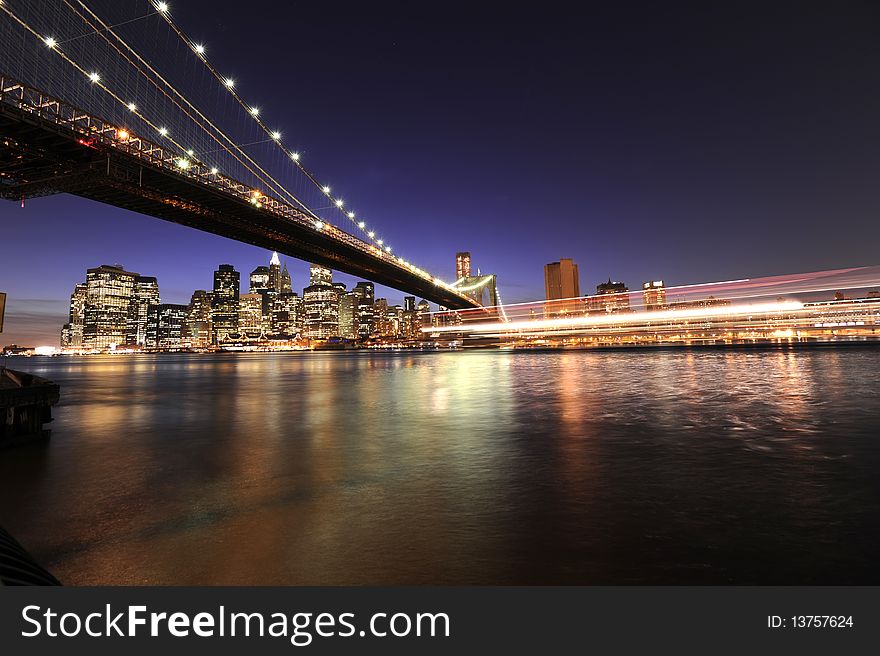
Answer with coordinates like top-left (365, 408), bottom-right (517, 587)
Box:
top-left (1, 348), bottom-right (878, 584)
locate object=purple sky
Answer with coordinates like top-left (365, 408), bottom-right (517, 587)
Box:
top-left (2, 1), bottom-right (880, 345)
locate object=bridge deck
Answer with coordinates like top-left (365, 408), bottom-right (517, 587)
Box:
top-left (0, 76), bottom-right (479, 310)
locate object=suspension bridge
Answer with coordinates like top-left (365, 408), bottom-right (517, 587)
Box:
top-left (0, 0), bottom-right (488, 311)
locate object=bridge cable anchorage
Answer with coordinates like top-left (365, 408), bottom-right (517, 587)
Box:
top-left (153, 1), bottom-right (428, 265)
top-left (57, 0), bottom-right (320, 220)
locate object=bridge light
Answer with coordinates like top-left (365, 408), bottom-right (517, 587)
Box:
top-left (368, 231), bottom-right (374, 238)
top-left (347, 212), bottom-right (355, 219)
top-left (186, 149), bottom-right (195, 157)
top-left (210, 167), bottom-right (218, 175)
top-left (377, 239), bottom-right (383, 246)
top-left (314, 221), bottom-right (324, 230)
top-left (117, 129), bottom-right (129, 140)
top-left (249, 106), bottom-right (259, 116)
top-left (176, 158), bottom-right (190, 169)
top-left (44, 37), bottom-right (57, 48)
top-left (88, 72), bottom-right (100, 83)
top-left (335, 199), bottom-right (344, 207)
top-left (322, 186), bottom-right (331, 194)
top-left (194, 44), bottom-right (205, 55)
top-left (271, 130), bottom-right (281, 140)
top-left (158, 127), bottom-right (168, 136)
top-left (358, 221), bottom-right (365, 229)
top-left (290, 152), bottom-right (300, 161)
top-left (224, 78), bottom-right (235, 88)
top-left (156, 2), bottom-right (169, 13)
top-left (385, 246), bottom-right (391, 252)
top-left (127, 102), bottom-right (137, 112)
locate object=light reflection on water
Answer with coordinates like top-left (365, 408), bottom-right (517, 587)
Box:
top-left (0, 348), bottom-right (878, 584)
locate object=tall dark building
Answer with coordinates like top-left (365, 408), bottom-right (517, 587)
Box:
top-left (353, 282), bottom-right (375, 339)
top-left (249, 266), bottom-right (270, 294)
top-left (145, 304), bottom-right (188, 350)
top-left (127, 276), bottom-right (160, 346)
top-left (280, 263), bottom-right (292, 294)
top-left (212, 264), bottom-right (240, 343)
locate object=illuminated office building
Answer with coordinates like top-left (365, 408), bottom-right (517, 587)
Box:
top-left (82, 264), bottom-right (137, 350)
top-left (268, 251), bottom-right (282, 292)
top-left (145, 304), bottom-right (188, 350)
top-left (249, 266), bottom-right (270, 293)
top-left (353, 282), bottom-right (375, 338)
top-left (594, 279), bottom-right (630, 314)
top-left (339, 292), bottom-right (359, 339)
top-left (211, 264), bottom-right (240, 343)
top-left (642, 280), bottom-right (667, 311)
top-left (271, 292), bottom-right (303, 337)
top-left (309, 264), bottom-right (333, 287)
top-left (60, 283), bottom-right (87, 349)
top-left (186, 290), bottom-right (213, 348)
top-left (238, 293), bottom-right (264, 338)
top-left (127, 276), bottom-right (160, 346)
top-left (303, 285), bottom-right (339, 339)
top-left (373, 298), bottom-right (390, 336)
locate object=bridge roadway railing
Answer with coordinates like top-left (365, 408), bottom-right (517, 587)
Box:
top-left (0, 74), bottom-right (475, 307)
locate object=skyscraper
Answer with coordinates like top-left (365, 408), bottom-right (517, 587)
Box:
top-left (373, 298), bottom-right (390, 337)
top-left (187, 290), bottom-right (213, 348)
top-left (249, 266), bottom-right (270, 294)
top-left (456, 252), bottom-right (472, 280)
top-left (353, 282), bottom-right (375, 339)
top-left (268, 251), bottom-right (282, 292)
top-left (83, 264), bottom-right (137, 350)
top-left (212, 264), bottom-right (240, 343)
top-left (60, 283), bottom-right (87, 349)
top-left (238, 293), bottom-right (264, 338)
top-left (127, 276), bottom-right (160, 346)
top-left (303, 284), bottom-right (339, 339)
top-left (145, 304), bottom-right (188, 350)
top-left (280, 263), bottom-right (292, 294)
top-left (544, 258), bottom-right (580, 300)
top-left (642, 280), bottom-right (667, 311)
top-left (271, 292), bottom-right (303, 337)
top-left (309, 264), bottom-right (333, 287)
top-left (339, 292), bottom-right (359, 339)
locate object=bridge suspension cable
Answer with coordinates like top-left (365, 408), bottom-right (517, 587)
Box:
top-left (153, 1), bottom-right (403, 255)
top-left (56, 0), bottom-right (321, 220)
top-left (1, 0), bottom-right (462, 294)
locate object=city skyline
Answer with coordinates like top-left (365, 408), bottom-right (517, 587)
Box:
top-left (3, 1), bottom-right (880, 344)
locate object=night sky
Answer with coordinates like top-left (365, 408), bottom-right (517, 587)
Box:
top-left (2, 0), bottom-right (880, 345)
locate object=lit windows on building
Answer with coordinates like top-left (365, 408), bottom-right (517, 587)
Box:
top-left (83, 264), bottom-right (137, 350)
top-left (642, 280), bottom-right (667, 311)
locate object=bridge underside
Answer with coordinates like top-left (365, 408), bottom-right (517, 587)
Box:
top-left (0, 101), bottom-right (477, 310)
